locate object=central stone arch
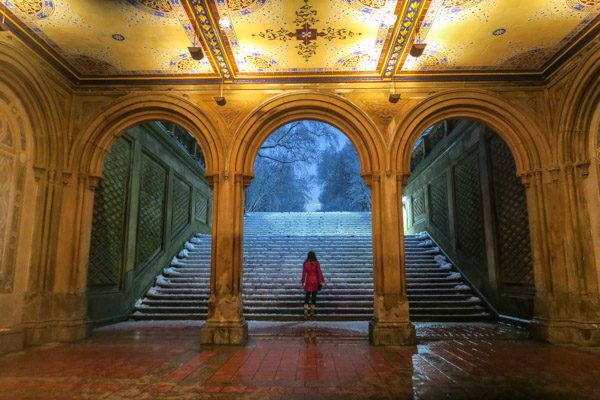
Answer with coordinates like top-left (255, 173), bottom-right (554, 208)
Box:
top-left (200, 91), bottom-right (417, 345)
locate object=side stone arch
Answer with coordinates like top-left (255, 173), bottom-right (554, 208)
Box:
top-left (550, 43), bottom-right (600, 346)
top-left (42, 94), bottom-right (225, 346)
top-left (390, 89), bottom-right (600, 345)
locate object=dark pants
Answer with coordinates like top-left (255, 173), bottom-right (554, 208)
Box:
top-left (304, 291), bottom-right (317, 305)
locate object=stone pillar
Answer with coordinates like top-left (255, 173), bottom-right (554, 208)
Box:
top-left (367, 171), bottom-right (416, 345)
top-left (22, 168), bottom-right (95, 345)
top-left (199, 172), bottom-right (248, 344)
top-left (522, 164), bottom-right (600, 346)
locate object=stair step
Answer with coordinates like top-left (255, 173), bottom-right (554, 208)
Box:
top-left (131, 213), bottom-right (492, 323)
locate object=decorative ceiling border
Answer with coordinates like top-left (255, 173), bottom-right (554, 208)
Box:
top-left (381, 0), bottom-right (430, 80)
top-left (185, 0), bottom-right (235, 81)
top-left (0, 1), bottom-right (596, 86)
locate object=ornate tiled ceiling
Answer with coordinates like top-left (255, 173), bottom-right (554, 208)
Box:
top-left (0, 0), bottom-right (598, 83)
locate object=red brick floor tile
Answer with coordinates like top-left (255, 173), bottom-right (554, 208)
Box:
top-left (0, 321), bottom-right (599, 399)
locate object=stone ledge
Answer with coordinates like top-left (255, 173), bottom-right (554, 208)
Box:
top-left (200, 320), bottom-right (248, 345)
top-left (369, 320), bottom-right (416, 346)
top-left (23, 319), bottom-right (89, 346)
top-left (531, 318), bottom-right (600, 346)
top-left (0, 327), bottom-right (25, 355)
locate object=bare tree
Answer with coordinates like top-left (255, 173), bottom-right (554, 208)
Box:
top-left (246, 120), bottom-right (337, 212)
top-left (318, 142), bottom-right (371, 211)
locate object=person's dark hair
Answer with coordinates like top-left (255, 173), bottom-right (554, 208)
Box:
top-left (306, 251), bottom-right (317, 262)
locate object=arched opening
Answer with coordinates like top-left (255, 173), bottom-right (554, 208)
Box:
top-left (86, 120), bottom-right (213, 326)
top-left (241, 120), bottom-right (374, 322)
top-left (402, 119), bottom-right (535, 322)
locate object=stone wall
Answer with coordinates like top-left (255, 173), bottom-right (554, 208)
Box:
top-left (404, 121), bottom-right (534, 320)
top-left (87, 122), bottom-right (212, 326)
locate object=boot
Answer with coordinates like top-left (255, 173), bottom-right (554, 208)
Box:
top-left (310, 304), bottom-right (316, 317)
top-left (304, 304), bottom-right (309, 319)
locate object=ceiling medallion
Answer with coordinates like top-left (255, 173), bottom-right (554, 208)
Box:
top-left (566, 0), bottom-right (600, 10)
top-left (139, 0), bottom-right (173, 13)
top-left (492, 28), bottom-right (506, 36)
top-left (226, 0), bottom-right (256, 11)
top-left (11, 0), bottom-right (54, 19)
top-left (252, 0), bottom-right (362, 62)
top-left (357, 0), bottom-right (386, 8)
top-left (244, 55), bottom-right (273, 70)
top-left (175, 57), bottom-right (198, 71)
top-left (441, 0), bottom-right (483, 11)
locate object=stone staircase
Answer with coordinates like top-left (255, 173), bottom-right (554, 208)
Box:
top-left (131, 212), bottom-right (492, 321)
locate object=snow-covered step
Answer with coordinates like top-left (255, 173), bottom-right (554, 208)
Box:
top-left (131, 212), bottom-right (492, 322)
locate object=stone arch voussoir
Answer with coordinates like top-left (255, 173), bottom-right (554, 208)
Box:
top-left (0, 41), bottom-right (64, 168)
top-left (230, 91), bottom-right (385, 180)
top-left (70, 94), bottom-right (223, 178)
top-left (391, 90), bottom-right (549, 176)
top-left (558, 45), bottom-right (600, 164)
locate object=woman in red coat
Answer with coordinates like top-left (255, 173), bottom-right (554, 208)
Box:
top-left (302, 251), bottom-right (325, 318)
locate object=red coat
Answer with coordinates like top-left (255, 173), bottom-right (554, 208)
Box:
top-left (302, 260), bottom-right (324, 292)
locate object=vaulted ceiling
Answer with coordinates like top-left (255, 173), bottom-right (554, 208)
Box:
top-left (1, 0), bottom-right (598, 83)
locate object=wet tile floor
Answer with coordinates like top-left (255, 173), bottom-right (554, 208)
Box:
top-left (0, 321), bottom-right (599, 399)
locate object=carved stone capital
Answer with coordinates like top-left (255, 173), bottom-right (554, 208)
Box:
top-left (84, 174), bottom-right (102, 191)
top-left (547, 167), bottom-right (561, 184)
top-left (518, 172), bottom-right (533, 188)
top-left (575, 161), bottom-right (590, 179)
top-left (396, 172), bottom-right (411, 188)
top-left (205, 173), bottom-right (217, 188)
top-left (61, 171), bottom-right (72, 186)
top-left (32, 166), bottom-right (47, 182)
top-left (361, 171), bottom-right (380, 187)
top-left (234, 173), bottom-right (254, 189)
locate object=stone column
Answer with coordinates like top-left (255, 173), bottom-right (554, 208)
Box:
top-left (523, 164), bottom-right (600, 346)
top-left (199, 172), bottom-right (248, 344)
top-left (367, 171), bottom-right (416, 345)
top-left (22, 168), bottom-right (95, 345)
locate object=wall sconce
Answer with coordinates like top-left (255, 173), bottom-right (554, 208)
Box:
top-left (410, 43), bottom-right (427, 58)
top-left (214, 80), bottom-right (226, 106)
top-left (188, 34), bottom-right (204, 60)
top-left (188, 46), bottom-right (204, 61)
top-left (388, 93), bottom-right (401, 103)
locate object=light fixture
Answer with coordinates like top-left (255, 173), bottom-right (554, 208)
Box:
top-left (410, 43), bottom-right (427, 58)
top-left (188, 46), bottom-right (204, 61)
top-left (388, 80), bottom-right (401, 103)
top-left (410, 28), bottom-right (427, 58)
top-left (214, 80), bottom-right (226, 106)
top-left (188, 35), bottom-right (204, 61)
